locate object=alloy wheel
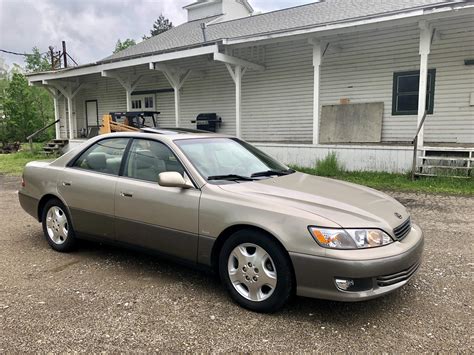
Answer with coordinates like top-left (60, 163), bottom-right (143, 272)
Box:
top-left (227, 243), bottom-right (277, 302)
top-left (45, 206), bottom-right (69, 245)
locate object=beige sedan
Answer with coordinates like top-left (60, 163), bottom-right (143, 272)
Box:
top-left (19, 131), bottom-right (423, 312)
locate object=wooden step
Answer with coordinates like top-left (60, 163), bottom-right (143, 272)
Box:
top-left (420, 165), bottom-right (472, 170)
top-left (414, 173), bottom-right (471, 179)
top-left (421, 156), bottom-right (473, 162)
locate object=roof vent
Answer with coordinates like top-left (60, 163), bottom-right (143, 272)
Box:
top-left (184, 0), bottom-right (253, 23)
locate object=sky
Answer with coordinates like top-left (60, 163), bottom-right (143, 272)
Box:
top-left (0, 0), bottom-right (314, 69)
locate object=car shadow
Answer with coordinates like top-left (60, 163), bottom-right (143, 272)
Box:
top-left (35, 232), bottom-right (411, 323)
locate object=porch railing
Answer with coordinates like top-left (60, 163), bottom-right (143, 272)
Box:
top-left (26, 119), bottom-right (60, 151)
top-left (411, 111), bottom-right (428, 180)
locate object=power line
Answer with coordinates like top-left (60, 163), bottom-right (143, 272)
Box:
top-left (1, 45), bottom-right (78, 67)
top-left (0, 49), bottom-right (31, 56)
top-left (0, 48), bottom-right (48, 56)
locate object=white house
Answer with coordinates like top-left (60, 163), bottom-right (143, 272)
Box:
top-left (27, 0), bottom-right (474, 173)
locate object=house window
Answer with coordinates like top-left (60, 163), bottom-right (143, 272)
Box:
top-left (392, 69), bottom-right (436, 115)
top-left (131, 99), bottom-right (142, 110)
top-left (144, 96), bottom-right (154, 109)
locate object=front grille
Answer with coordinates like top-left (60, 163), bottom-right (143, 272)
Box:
top-left (377, 262), bottom-right (420, 287)
top-left (393, 217), bottom-right (411, 241)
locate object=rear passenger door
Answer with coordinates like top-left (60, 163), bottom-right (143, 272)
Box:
top-left (114, 138), bottom-right (201, 261)
top-left (58, 137), bottom-right (130, 240)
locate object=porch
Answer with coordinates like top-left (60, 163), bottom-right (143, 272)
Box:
top-left (28, 11), bottom-right (474, 173)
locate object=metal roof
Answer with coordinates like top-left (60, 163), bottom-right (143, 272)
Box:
top-left (101, 0), bottom-right (465, 63)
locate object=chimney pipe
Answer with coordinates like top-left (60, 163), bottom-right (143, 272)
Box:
top-left (62, 41), bottom-right (68, 68)
top-left (200, 23), bottom-right (207, 42)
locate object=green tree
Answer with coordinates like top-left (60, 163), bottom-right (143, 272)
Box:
top-left (114, 38), bottom-right (137, 54)
top-left (0, 50), bottom-right (54, 147)
top-left (143, 14), bottom-right (173, 40)
top-left (3, 73), bottom-right (53, 143)
top-left (25, 47), bottom-right (51, 73)
top-left (0, 77), bottom-right (8, 146)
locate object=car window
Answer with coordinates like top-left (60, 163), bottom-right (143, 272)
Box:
top-left (124, 139), bottom-right (185, 183)
top-left (72, 138), bottom-right (129, 175)
top-left (175, 138), bottom-right (288, 179)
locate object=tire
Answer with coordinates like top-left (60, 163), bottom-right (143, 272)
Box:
top-left (219, 229), bottom-right (293, 313)
top-left (41, 198), bottom-right (77, 252)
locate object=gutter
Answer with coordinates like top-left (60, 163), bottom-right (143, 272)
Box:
top-left (222, 0), bottom-right (471, 45)
top-left (27, 42), bottom-right (222, 78)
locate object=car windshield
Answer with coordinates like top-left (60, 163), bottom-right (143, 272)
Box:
top-left (175, 138), bottom-right (293, 182)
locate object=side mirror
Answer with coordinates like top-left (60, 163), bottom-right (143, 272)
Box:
top-left (158, 172), bottom-right (193, 189)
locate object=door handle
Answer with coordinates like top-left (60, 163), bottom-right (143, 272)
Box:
top-left (62, 181), bottom-right (72, 186)
top-left (120, 192), bottom-right (133, 198)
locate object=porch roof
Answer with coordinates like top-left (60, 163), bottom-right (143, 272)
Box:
top-left (27, 0), bottom-right (472, 82)
top-left (102, 0), bottom-right (466, 63)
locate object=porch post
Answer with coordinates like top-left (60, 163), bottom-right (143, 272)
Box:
top-left (417, 21), bottom-right (432, 148)
top-left (53, 96), bottom-right (61, 139)
top-left (44, 86), bottom-right (62, 139)
top-left (310, 39), bottom-right (322, 145)
top-left (150, 64), bottom-right (191, 128)
top-left (126, 90), bottom-right (132, 111)
top-left (43, 81), bottom-right (83, 139)
top-left (67, 96), bottom-right (74, 139)
top-left (235, 65), bottom-right (243, 139)
top-left (101, 71), bottom-right (143, 113)
top-left (174, 88), bottom-right (180, 127)
top-left (225, 64), bottom-right (247, 139)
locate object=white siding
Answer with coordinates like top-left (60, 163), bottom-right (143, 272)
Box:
top-left (187, 1), bottom-right (223, 21)
top-left (66, 14), bottom-right (473, 145)
top-left (220, 0), bottom-right (252, 22)
top-left (319, 16), bottom-right (474, 143)
top-left (241, 40), bottom-right (314, 142)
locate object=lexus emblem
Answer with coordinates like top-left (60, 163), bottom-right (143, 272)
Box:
top-left (395, 212), bottom-right (403, 219)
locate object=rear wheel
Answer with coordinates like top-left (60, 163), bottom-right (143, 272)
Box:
top-left (41, 199), bottom-right (76, 252)
top-left (219, 229), bottom-right (293, 313)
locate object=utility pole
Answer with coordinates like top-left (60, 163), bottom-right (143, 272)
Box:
top-left (49, 46), bottom-right (55, 70)
top-left (62, 41), bottom-right (68, 68)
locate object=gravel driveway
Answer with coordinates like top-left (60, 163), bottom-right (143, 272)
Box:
top-left (0, 175), bottom-right (472, 353)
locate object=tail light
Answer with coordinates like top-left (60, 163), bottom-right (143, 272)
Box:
top-left (21, 176), bottom-right (25, 188)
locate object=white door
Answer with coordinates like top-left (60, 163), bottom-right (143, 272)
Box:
top-left (86, 100), bottom-right (99, 128)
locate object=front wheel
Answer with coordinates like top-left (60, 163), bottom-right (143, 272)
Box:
top-left (41, 199), bottom-right (77, 252)
top-left (219, 229), bottom-right (294, 313)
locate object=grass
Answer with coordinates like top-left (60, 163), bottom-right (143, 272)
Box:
top-left (1, 146), bottom-right (472, 195)
top-left (0, 143), bottom-right (52, 176)
top-left (293, 152), bottom-right (474, 196)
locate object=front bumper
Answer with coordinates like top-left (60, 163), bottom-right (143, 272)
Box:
top-left (290, 224), bottom-right (424, 302)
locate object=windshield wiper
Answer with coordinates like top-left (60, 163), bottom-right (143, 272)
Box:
top-left (251, 169), bottom-right (295, 178)
top-left (207, 174), bottom-right (255, 182)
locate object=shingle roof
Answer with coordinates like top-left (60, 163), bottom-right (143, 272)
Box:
top-left (101, 0), bottom-right (464, 63)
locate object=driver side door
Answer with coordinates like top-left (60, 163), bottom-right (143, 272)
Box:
top-left (114, 138), bottom-right (201, 261)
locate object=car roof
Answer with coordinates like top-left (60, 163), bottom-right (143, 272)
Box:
top-left (99, 130), bottom-right (232, 143)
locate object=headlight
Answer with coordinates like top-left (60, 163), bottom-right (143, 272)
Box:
top-left (309, 227), bottom-right (393, 249)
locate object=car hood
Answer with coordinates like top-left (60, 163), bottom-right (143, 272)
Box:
top-left (218, 172), bottom-right (409, 233)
